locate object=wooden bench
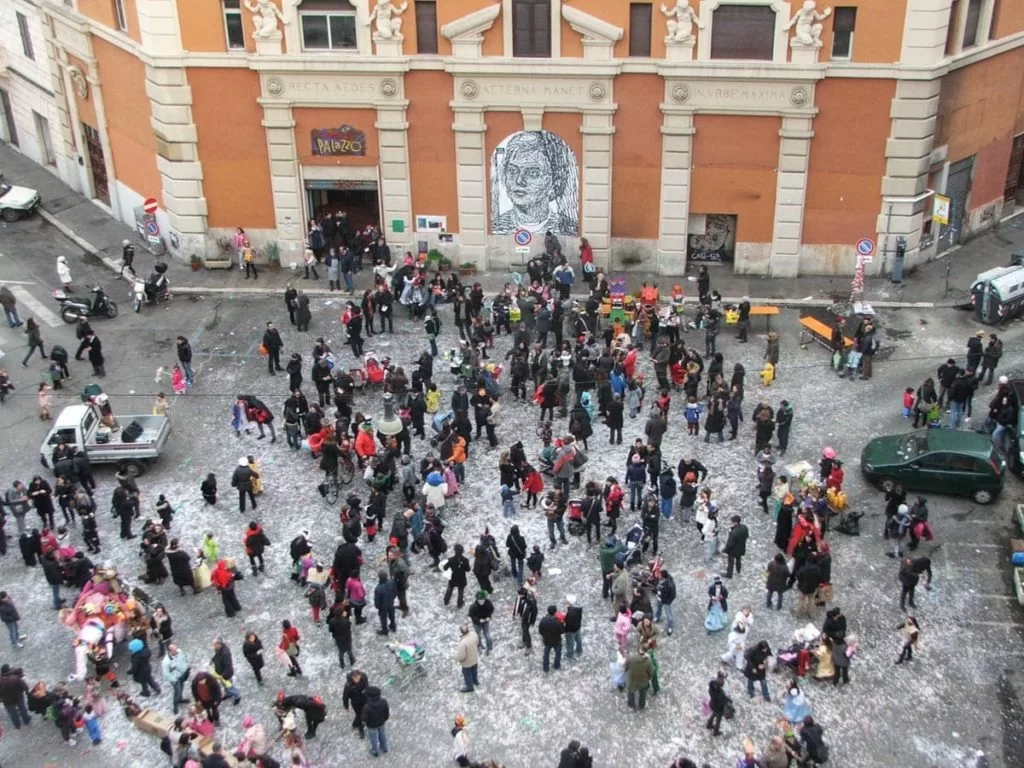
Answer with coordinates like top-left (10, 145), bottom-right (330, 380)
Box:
top-left (749, 305), bottom-right (780, 331)
top-left (799, 316), bottom-right (853, 351)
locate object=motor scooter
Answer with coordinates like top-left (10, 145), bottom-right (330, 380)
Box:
top-left (132, 262), bottom-right (171, 312)
top-left (54, 285), bottom-right (118, 323)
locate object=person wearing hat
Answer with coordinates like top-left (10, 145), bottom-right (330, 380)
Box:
top-left (966, 330), bottom-right (985, 374)
top-left (468, 590), bottom-right (495, 654)
top-left (128, 637), bottom-right (162, 698)
top-left (563, 595), bottom-right (583, 660)
top-left (231, 457), bottom-right (257, 514)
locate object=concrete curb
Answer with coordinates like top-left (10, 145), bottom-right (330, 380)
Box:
top-left (39, 208), bottom-right (957, 311)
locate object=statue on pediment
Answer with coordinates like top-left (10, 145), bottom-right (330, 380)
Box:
top-left (787, 1), bottom-right (832, 48)
top-left (661, 0), bottom-right (703, 44)
top-left (368, 0), bottom-right (408, 40)
top-left (244, 0), bottom-right (285, 39)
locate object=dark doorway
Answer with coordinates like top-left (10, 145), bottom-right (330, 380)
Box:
top-left (307, 181), bottom-right (380, 233)
top-left (83, 123), bottom-right (110, 205)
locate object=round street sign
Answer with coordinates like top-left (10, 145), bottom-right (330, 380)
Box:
top-left (143, 197), bottom-right (159, 214)
top-left (513, 229), bottom-right (532, 246)
top-left (145, 220), bottom-right (160, 236)
top-left (856, 238), bottom-right (874, 257)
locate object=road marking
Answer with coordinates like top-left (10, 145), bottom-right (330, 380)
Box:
top-left (940, 541), bottom-right (1003, 548)
top-left (11, 286), bottom-right (62, 328)
top-left (0, 279), bottom-right (38, 285)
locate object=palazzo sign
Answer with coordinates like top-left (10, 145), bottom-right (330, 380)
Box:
top-left (311, 125), bottom-right (366, 157)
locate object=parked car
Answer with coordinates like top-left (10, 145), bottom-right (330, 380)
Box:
top-left (860, 429), bottom-right (1005, 504)
top-left (0, 176), bottom-right (41, 222)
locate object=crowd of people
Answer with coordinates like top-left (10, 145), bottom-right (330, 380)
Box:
top-left (0, 226), bottom-right (996, 767)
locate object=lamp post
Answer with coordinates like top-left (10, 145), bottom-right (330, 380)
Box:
top-left (377, 392), bottom-right (403, 437)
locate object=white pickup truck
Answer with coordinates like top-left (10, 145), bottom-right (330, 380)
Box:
top-left (39, 404), bottom-right (171, 476)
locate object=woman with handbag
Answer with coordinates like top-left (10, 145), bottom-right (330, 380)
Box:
top-left (280, 620), bottom-right (303, 676)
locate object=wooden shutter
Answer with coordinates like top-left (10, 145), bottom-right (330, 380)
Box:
top-left (629, 3), bottom-right (653, 57)
top-left (710, 5), bottom-right (776, 61)
top-left (415, 1), bottom-right (438, 54)
top-left (513, 0), bottom-right (551, 57)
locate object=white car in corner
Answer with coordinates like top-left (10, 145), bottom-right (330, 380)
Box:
top-left (0, 177), bottom-right (41, 222)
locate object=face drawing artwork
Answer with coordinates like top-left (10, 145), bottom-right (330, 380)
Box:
top-left (491, 131), bottom-right (579, 237)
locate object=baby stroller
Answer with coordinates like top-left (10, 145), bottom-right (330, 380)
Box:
top-left (363, 352), bottom-right (386, 389)
top-left (617, 523), bottom-right (648, 567)
top-left (566, 499), bottom-right (585, 536)
top-left (538, 444), bottom-right (557, 477)
top-left (387, 639), bottom-right (427, 691)
top-left (631, 554), bottom-right (664, 592)
top-left (836, 509), bottom-right (864, 536)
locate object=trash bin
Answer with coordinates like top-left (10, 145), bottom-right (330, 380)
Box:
top-left (891, 237), bottom-right (907, 283)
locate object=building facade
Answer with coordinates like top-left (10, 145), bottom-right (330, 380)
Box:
top-left (1, 0), bottom-right (1022, 277)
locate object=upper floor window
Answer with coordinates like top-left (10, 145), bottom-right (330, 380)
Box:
top-left (223, 0), bottom-right (246, 50)
top-left (961, 0), bottom-right (982, 49)
top-left (415, 1), bottom-right (438, 55)
top-left (711, 5), bottom-right (775, 61)
top-left (113, 0), bottom-right (128, 32)
top-left (831, 7), bottom-right (856, 59)
top-left (989, 0), bottom-right (1000, 39)
top-left (629, 3), bottom-right (653, 57)
top-left (512, 0), bottom-right (551, 58)
top-left (944, 0), bottom-right (960, 55)
top-left (16, 12), bottom-right (34, 60)
top-left (300, 1), bottom-right (358, 51)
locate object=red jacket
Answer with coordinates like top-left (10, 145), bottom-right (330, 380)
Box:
top-left (279, 626), bottom-right (300, 651)
top-left (355, 430), bottom-right (377, 459)
top-left (210, 561), bottom-right (235, 591)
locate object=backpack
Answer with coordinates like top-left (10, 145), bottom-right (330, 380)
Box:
top-left (572, 448), bottom-right (588, 468)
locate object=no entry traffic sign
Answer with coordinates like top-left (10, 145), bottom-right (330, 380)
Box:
top-left (856, 238), bottom-right (874, 257)
top-left (143, 197), bottom-right (159, 215)
top-left (513, 229), bottom-right (532, 247)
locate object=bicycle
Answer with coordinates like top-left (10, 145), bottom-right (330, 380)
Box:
top-left (339, 450), bottom-right (356, 486)
top-left (319, 473), bottom-right (339, 505)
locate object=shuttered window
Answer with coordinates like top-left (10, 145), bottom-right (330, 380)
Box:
top-left (629, 3), bottom-right (653, 57)
top-left (415, 1), bottom-right (438, 54)
top-left (710, 5), bottom-right (776, 61)
top-left (513, 0), bottom-right (551, 58)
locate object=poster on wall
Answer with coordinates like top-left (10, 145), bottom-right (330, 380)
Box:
top-left (311, 125), bottom-right (367, 156)
top-left (490, 130), bottom-right (579, 236)
top-left (687, 214), bottom-right (737, 263)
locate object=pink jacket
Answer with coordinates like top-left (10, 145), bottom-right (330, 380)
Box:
top-left (232, 232), bottom-right (246, 249)
top-left (345, 576), bottom-right (366, 605)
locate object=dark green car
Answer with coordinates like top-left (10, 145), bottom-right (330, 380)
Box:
top-left (860, 429), bottom-right (1005, 504)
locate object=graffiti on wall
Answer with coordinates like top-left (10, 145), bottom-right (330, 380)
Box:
top-left (687, 214), bottom-right (737, 263)
top-left (311, 125), bottom-right (367, 156)
top-left (490, 131), bottom-right (579, 236)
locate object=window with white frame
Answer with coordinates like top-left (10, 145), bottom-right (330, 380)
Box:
top-left (16, 12), bottom-right (35, 60)
top-left (831, 7), bottom-right (856, 59)
top-left (300, 1), bottom-right (358, 51)
top-left (961, 0), bottom-right (982, 49)
top-left (223, 0), bottom-right (246, 49)
top-left (113, 0), bottom-right (128, 32)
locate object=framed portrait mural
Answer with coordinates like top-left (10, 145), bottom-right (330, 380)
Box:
top-left (687, 214), bottom-right (737, 263)
top-left (490, 130), bottom-right (579, 237)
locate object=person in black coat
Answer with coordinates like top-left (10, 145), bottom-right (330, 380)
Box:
top-left (723, 515), bottom-right (749, 578)
top-left (706, 671), bottom-right (731, 736)
top-left (262, 322), bottom-right (284, 375)
top-left (822, 607), bottom-right (847, 644)
top-left (331, 539), bottom-right (360, 591)
top-left (342, 668), bottom-right (369, 736)
top-left (281, 693), bottom-right (328, 739)
top-left (231, 458), bottom-right (257, 514)
top-left (442, 543), bottom-right (471, 608)
top-left (346, 309), bottom-right (365, 357)
top-left (795, 560), bottom-right (821, 618)
top-left (327, 605), bottom-right (355, 668)
top-left (605, 393), bottom-right (624, 445)
top-left (373, 570), bottom-right (397, 636)
top-left (765, 553), bottom-right (789, 611)
top-left (18, 531), bottom-right (39, 567)
top-left (128, 640), bottom-right (162, 697)
top-left (774, 501), bottom-right (794, 552)
top-left (41, 554), bottom-right (65, 609)
top-left (743, 640), bottom-right (772, 700)
top-left (537, 605), bottom-right (564, 673)
top-left (242, 631), bottom-right (264, 684)
top-left (800, 716), bottom-right (829, 764)
top-left (506, 526), bottom-right (527, 585)
top-left (166, 540), bottom-right (195, 596)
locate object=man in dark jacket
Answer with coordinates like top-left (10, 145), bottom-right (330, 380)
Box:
top-left (736, 297), bottom-right (751, 342)
top-left (979, 333), bottom-right (1003, 385)
top-left (936, 358), bottom-right (959, 406)
top-left (795, 559), bottom-right (821, 618)
top-left (281, 693), bottom-right (327, 739)
top-left (342, 668), bottom-right (369, 737)
top-left (655, 570), bottom-right (677, 635)
top-left (0, 665), bottom-right (31, 728)
top-left (373, 570), bottom-right (397, 636)
top-left (644, 409), bottom-right (667, 449)
top-left (128, 638), bottom-right (162, 697)
top-left (176, 335), bottom-right (194, 387)
top-left (605, 393), bottom-right (624, 445)
top-left (677, 456), bottom-right (708, 485)
top-left (231, 458), bottom-right (257, 514)
top-left (211, 637), bottom-right (241, 704)
top-left (468, 590), bottom-right (495, 654)
top-left (706, 670), bottom-right (730, 736)
top-left (775, 400), bottom-right (794, 454)
top-left (538, 605), bottom-right (564, 673)
top-left (800, 716), bottom-right (829, 764)
top-left (262, 321), bottom-right (284, 375)
top-left (743, 640), bottom-right (773, 701)
top-left (41, 553), bottom-right (65, 609)
top-left (898, 557), bottom-right (921, 611)
top-left (361, 686), bottom-right (390, 757)
top-left (966, 330), bottom-right (984, 373)
top-left (563, 595), bottom-right (583, 659)
top-left (442, 543), bottom-right (471, 608)
top-left (723, 515), bottom-right (749, 579)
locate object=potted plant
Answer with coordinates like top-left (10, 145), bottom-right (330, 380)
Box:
top-left (189, 253), bottom-right (203, 271)
top-left (264, 241), bottom-right (281, 270)
top-left (205, 236), bottom-right (234, 269)
top-left (457, 260), bottom-right (477, 276)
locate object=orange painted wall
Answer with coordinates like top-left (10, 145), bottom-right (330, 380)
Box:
top-left (803, 78), bottom-right (893, 245)
top-left (179, 0), bottom-right (237, 53)
top-left (68, 54), bottom-right (97, 130)
top-left (992, 0), bottom-right (1024, 39)
top-left (189, 68), bottom-right (275, 229)
top-left (79, 0), bottom-right (142, 43)
top-left (562, 1), bottom-right (630, 59)
top-left (92, 38), bottom-right (161, 201)
top-left (818, 0), bottom-right (905, 63)
top-left (293, 108), bottom-right (379, 167)
top-left (611, 74), bottom-right (662, 239)
top-left (935, 48), bottom-right (1024, 206)
top-left (690, 115), bottom-right (779, 243)
top-left (406, 71), bottom-right (459, 233)
top-left (437, 0), bottom-right (503, 57)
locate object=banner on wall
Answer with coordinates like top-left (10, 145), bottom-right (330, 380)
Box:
top-left (311, 125), bottom-right (367, 157)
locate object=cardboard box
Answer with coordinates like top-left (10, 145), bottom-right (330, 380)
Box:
top-left (133, 708), bottom-right (174, 737)
top-left (197, 736), bottom-right (239, 766)
top-left (1011, 538), bottom-right (1024, 554)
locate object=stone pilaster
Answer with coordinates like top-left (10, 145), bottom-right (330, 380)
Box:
top-left (770, 116), bottom-right (814, 277)
top-left (452, 108), bottom-right (488, 267)
top-left (260, 102), bottom-right (304, 252)
top-left (656, 110), bottom-right (694, 276)
top-left (580, 111), bottom-right (614, 269)
top-left (376, 104), bottom-right (412, 251)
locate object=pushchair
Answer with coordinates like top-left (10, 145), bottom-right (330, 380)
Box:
top-left (630, 554), bottom-right (664, 591)
top-left (538, 444), bottom-right (557, 477)
top-left (617, 523), bottom-right (648, 567)
top-left (363, 352), bottom-right (386, 389)
top-left (387, 639), bottom-right (426, 691)
top-left (566, 499), bottom-right (585, 536)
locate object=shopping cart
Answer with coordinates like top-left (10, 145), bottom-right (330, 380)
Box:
top-left (385, 639), bottom-right (427, 692)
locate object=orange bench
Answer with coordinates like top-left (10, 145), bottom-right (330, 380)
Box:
top-left (799, 316), bottom-right (853, 350)
top-left (749, 305), bottom-right (780, 331)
